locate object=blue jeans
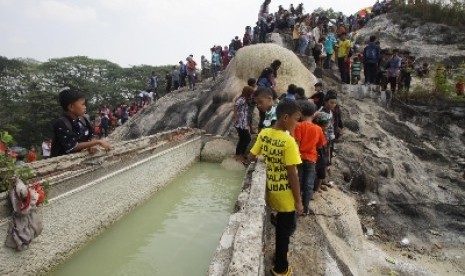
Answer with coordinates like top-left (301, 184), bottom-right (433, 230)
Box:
top-left (187, 73), bottom-right (195, 89)
top-left (299, 37), bottom-right (309, 55)
top-left (211, 64), bottom-right (219, 79)
top-left (298, 160), bottom-right (316, 213)
top-left (324, 53), bottom-right (332, 69)
top-left (259, 20), bottom-right (267, 43)
top-left (365, 62), bottom-right (377, 84)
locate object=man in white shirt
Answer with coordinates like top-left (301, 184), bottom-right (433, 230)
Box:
top-left (312, 22), bottom-right (322, 47)
top-left (42, 138), bottom-right (51, 159)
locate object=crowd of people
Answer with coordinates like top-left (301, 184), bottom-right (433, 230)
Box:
top-left (163, 55), bottom-right (199, 93)
top-left (227, 3), bottom-right (355, 275)
top-left (227, 1), bottom-right (462, 275)
top-left (4, 0), bottom-right (463, 274)
top-left (232, 66), bottom-right (344, 275)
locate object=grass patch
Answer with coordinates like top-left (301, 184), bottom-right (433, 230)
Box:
top-left (398, 63), bottom-right (465, 105)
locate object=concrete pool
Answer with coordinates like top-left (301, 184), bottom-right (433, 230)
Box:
top-left (49, 162), bottom-right (244, 276)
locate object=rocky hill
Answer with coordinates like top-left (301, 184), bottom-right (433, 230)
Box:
top-left (111, 43), bottom-right (318, 140)
top-left (356, 13), bottom-right (465, 66)
top-left (108, 8), bottom-right (465, 274)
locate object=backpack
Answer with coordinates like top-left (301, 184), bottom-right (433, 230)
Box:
top-left (58, 116), bottom-right (91, 133)
top-left (50, 116), bottom-right (92, 157)
top-left (365, 46), bottom-right (378, 62)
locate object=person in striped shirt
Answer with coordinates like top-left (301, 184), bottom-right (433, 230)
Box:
top-left (351, 56), bottom-right (362, 85)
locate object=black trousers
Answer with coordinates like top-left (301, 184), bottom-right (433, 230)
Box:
top-left (338, 57), bottom-right (349, 84)
top-left (173, 80), bottom-right (180, 90)
top-left (388, 76), bottom-right (398, 93)
top-left (274, 211), bottom-right (297, 273)
top-left (180, 74), bottom-right (186, 87)
top-left (365, 63), bottom-right (377, 84)
top-left (100, 126), bottom-right (109, 138)
top-left (235, 127), bottom-right (251, 156)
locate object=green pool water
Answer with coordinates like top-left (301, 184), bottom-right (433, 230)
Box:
top-left (50, 162), bottom-right (244, 276)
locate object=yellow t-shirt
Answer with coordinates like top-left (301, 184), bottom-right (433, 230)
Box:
top-left (250, 128), bottom-right (302, 212)
top-left (337, 39), bottom-right (351, 58)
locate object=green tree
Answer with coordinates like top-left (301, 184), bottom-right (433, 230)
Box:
top-left (0, 55), bottom-right (175, 148)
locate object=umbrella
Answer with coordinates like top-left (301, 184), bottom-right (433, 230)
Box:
top-left (357, 7), bottom-right (372, 17)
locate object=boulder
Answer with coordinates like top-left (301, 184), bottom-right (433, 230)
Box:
top-left (112, 43), bottom-right (318, 140)
top-left (221, 157), bottom-right (246, 171)
top-left (201, 139), bottom-right (235, 163)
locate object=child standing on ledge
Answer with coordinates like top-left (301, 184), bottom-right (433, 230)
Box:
top-left (249, 99), bottom-right (303, 276)
top-left (233, 86), bottom-right (254, 163)
top-left (294, 101), bottom-right (326, 215)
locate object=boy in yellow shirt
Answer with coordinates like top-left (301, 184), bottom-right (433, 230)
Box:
top-left (249, 99), bottom-right (303, 276)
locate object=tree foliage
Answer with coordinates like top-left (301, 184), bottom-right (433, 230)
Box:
top-left (0, 55), bottom-right (174, 148)
top-left (0, 131), bottom-right (35, 193)
top-left (313, 7), bottom-right (340, 19)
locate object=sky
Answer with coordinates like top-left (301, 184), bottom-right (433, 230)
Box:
top-left (0, 0), bottom-right (375, 67)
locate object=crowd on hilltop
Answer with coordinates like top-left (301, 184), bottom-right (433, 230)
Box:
top-left (202, 0), bottom-right (395, 82)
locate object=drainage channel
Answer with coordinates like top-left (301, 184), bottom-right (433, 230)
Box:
top-left (48, 162), bottom-right (244, 276)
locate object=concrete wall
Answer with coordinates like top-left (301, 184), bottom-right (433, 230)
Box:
top-left (0, 130), bottom-right (202, 275)
top-left (208, 161), bottom-right (267, 276)
top-left (0, 128), bottom-right (267, 275)
top-left (0, 127), bottom-right (201, 221)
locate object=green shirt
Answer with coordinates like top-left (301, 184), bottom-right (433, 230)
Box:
top-left (263, 104), bottom-right (277, 128)
top-left (351, 62), bottom-right (362, 76)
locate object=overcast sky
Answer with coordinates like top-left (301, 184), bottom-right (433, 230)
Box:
top-left (0, 0), bottom-right (375, 67)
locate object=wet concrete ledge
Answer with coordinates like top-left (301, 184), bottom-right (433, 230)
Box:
top-left (0, 128), bottom-right (203, 275)
top-left (208, 161), bottom-right (267, 276)
top-left (0, 127), bottom-right (202, 221)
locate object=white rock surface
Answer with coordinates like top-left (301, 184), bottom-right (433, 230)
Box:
top-left (221, 157), bottom-right (247, 171)
top-left (201, 139), bottom-right (235, 163)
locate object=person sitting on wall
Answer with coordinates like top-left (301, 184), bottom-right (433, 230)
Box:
top-left (51, 89), bottom-right (112, 157)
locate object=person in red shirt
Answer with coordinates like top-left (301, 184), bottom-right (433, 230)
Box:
top-left (294, 101), bottom-right (326, 215)
top-left (186, 55), bottom-right (197, 90)
top-left (456, 78), bottom-right (464, 96)
top-left (27, 146), bottom-right (37, 163)
top-left (0, 141), bottom-right (7, 154)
